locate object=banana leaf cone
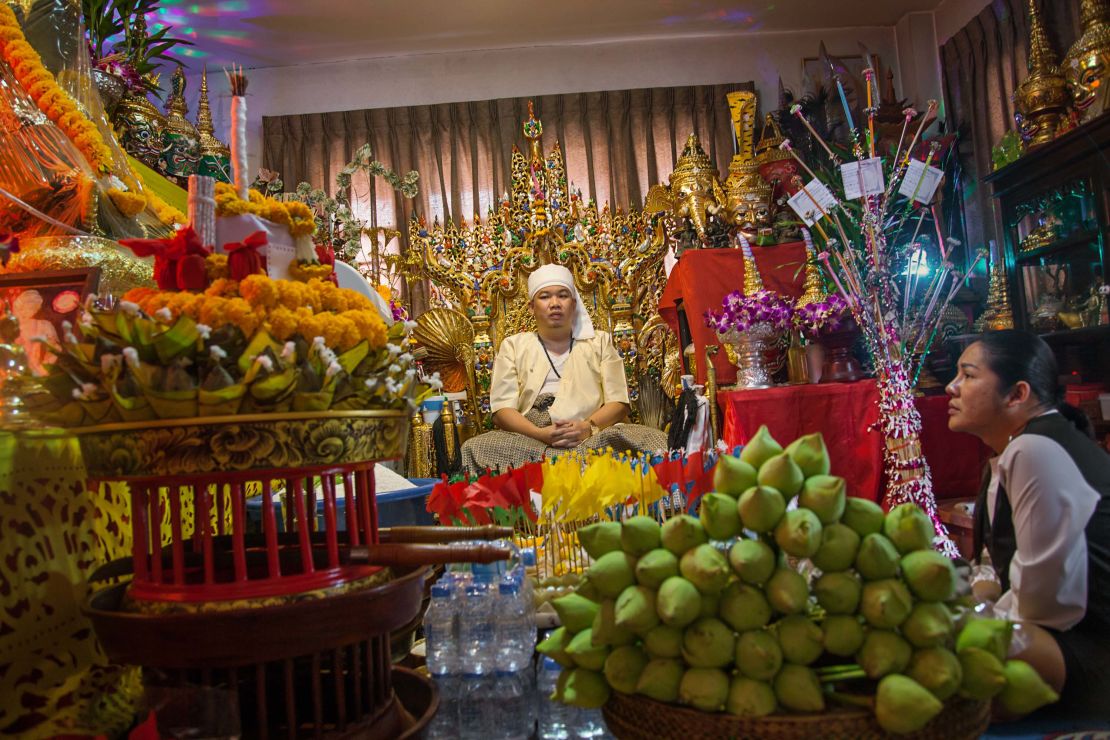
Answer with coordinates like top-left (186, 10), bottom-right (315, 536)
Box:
top-left (248, 365), bottom-right (298, 405)
top-left (292, 388), bottom-right (335, 412)
top-left (127, 315), bottom-right (161, 363)
top-left (142, 388), bottom-right (198, 419)
top-left (78, 396), bottom-right (116, 424)
top-left (237, 330), bottom-right (284, 375)
top-left (198, 384), bottom-right (247, 416)
top-left (39, 398), bottom-right (87, 426)
top-left (110, 384), bottom-right (157, 422)
top-left (153, 314), bottom-right (200, 365)
top-left (337, 340), bottom-right (370, 375)
top-left (89, 309), bottom-right (124, 342)
top-left (39, 370), bottom-right (85, 403)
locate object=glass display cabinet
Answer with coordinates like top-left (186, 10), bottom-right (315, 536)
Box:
top-left (986, 115), bottom-right (1110, 337)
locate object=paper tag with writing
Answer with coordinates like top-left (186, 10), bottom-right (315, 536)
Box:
top-left (898, 158), bottom-right (944, 204)
top-left (840, 157), bottom-right (885, 200)
top-left (787, 179), bottom-right (837, 226)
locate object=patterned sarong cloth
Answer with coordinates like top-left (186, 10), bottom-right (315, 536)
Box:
top-left (460, 394), bottom-right (667, 475)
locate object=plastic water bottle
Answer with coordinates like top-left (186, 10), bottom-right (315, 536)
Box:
top-left (492, 669), bottom-right (534, 739)
top-left (537, 656), bottom-right (570, 739)
top-left (424, 582), bottom-right (456, 676)
top-left (496, 578), bottom-right (535, 672)
top-left (459, 583), bottom-right (495, 674)
top-left (458, 673), bottom-right (494, 740)
top-left (425, 674), bottom-right (459, 739)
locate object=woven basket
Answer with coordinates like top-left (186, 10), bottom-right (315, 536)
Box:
top-left (602, 690), bottom-right (990, 740)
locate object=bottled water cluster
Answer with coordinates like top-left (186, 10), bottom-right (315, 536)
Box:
top-left (423, 548), bottom-right (611, 738)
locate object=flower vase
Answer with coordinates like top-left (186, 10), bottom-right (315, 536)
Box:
top-left (720, 327), bottom-right (774, 390)
top-left (819, 319), bottom-right (863, 383)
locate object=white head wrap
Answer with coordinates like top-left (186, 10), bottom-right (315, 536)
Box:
top-left (527, 264), bottom-right (595, 339)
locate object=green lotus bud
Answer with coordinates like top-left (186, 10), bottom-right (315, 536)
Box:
top-left (579, 521), bottom-right (622, 559)
top-left (635, 548), bottom-right (679, 589)
top-left (728, 538), bottom-right (777, 585)
top-left (774, 508), bottom-right (824, 558)
top-left (757, 452), bottom-right (805, 498)
top-left (842, 496), bottom-right (885, 537)
top-left (713, 454), bottom-right (758, 498)
top-left (566, 628), bottom-right (610, 671)
top-left (766, 567), bottom-right (809, 615)
top-left (901, 602), bottom-right (953, 648)
top-left (700, 590), bottom-right (720, 618)
top-left (563, 667), bottom-right (610, 709)
top-left (784, 432), bottom-right (831, 478)
top-left (726, 676), bottom-right (777, 718)
top-left (738, 485), bottom-right (787, 532)
top-left (656, 576), bottom-right (701, 628)
top-left (883, 503), bottom-right (934, 554)
top-left (875, 674), bottom-right (944, 734)
top-left (719, 581), bottom-right (772, 632)
top-left (614, 584), bottom-right (659, 635)
top-left (860, 579), bottom-right (914, 629)
top-left (855, 533), bottom-right (901, 581)
top-left (679, 543), bottom-right (731, 595)
top-left (679, 667), bottom-right (730, 712)
top-left (700, 492), bottom-right (743, 540)
top-left (773, 664), bottom-right (825, 712)
top-left (822, 615), bottom-right (865, 657)
top-left (857, 629), bottom-right (913, 678)
top-left (999, 659), bottom-right (1059, 715)
top-left (635, 658), bottom-right (684, 703)
top-left (552, 593), bottom-right (600, 634)
top-left (775, 615), bottom-right (824, 665)
top-left (587, 550), bottom-right (637, 599)
top-left (901, 550), bottom-right (957, 602)
top-left (798, 474), bottom-right (846, 524)
top-left (958, 646), bottom-right (1007, 699)
top-left (813, 571), bottom-right (862, 614)
top-left (908, 647), bottom-right (963, 700)
top-left (955, 618), bottom-right (1013, 661)
top-left (682, 617), bottom-right (736, 669)
top-left (735, 629), bottom-right (783, 680)
top-left (592, 599), bottom-right (636, 648)
top-left (575, 572), bottom-right (602, 602)
top-left (537, 626), bottom-right (574, 667)
top-left (812, 523), bottom-right (861, 573)
top-left (660, 514), bottom-right (708, 556)
top-left (604, 644), bottom-right (650, 694)
top-left (643, 624), bottom-right (683, 658)
top-left (621, 514), bottom-right (662, 556)
top-left (739, 424), bottom-right (783, 469)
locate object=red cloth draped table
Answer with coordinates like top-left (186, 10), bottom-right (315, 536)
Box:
top-left (720, 380), bottom-right (990, 502)
top-left (658, 242), bottom-right (808, 386)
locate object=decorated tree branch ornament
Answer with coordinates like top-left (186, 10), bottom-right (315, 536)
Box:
top-left (786, 98), bottom-right (985, 557)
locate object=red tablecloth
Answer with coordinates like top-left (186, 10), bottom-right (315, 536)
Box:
top-left (721, 380), bottom-right (989, 502)
top-left (658, 243), bottom-right (808, 386)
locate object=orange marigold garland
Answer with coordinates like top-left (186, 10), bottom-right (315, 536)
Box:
top-left (0, 6), bottom-right (114, 173)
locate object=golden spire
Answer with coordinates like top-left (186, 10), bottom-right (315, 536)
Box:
top-left (796, 239), bottom-right (828, 309)
top-left (1015, 0), bottom-right (1071, 147)
top-left (755, 114), bottom-right (788, 165)
top-left (163, 65), bottom-right (198, 138)
top-left (670, 133), bottom-right (717, 185)
top-left (196, 66), bottom-right (229, 157)
top-left (739, 238), bottom-right (764, 294)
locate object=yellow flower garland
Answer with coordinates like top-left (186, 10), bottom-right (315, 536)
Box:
top-left (214, 182), bottom-right (317, 239)
top-left (0, 6), bottom-right (114, 174)
top-left (146, 191), bottom-right (187, 227)
top-left (287, 261), bottom-right (334, 282)
top-left (106, 188), bottom-right (146, 218)
top-left (121, 274), bottom-right (387, 351)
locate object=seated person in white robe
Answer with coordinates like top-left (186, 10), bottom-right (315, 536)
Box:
top-left (460, 264), bottom-right (666, 474)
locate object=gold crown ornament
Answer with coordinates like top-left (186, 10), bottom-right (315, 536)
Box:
top-left (159, 65), bottom-right (201, 181)
top-left (195, 67), bottom-right (232, 182)
top-left (1064, 0), bottom-right (1110, 124)
top-left (1014, 0), bottom-right (1073, 148)
top-left (724, 92), bottom-right (774, 240)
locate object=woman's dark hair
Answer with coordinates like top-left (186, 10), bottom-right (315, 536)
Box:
top-left (977, 329), bottom-right (1094, 438)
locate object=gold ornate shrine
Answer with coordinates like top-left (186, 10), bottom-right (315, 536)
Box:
top-left (404, 103), bottom-right (669, 428)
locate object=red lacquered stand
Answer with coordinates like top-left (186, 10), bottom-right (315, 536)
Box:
top-left (76, 411), bottom-right (509, 739)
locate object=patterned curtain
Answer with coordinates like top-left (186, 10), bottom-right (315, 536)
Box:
top-left (261, 83), bottom-right (753, 309)
top-left (940, 0), bottom-right (1081, 251)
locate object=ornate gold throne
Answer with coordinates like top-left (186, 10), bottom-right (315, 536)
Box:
top-left (403, 104), bottom-right (672, 437)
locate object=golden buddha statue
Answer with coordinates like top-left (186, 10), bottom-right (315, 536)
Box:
top-left (1014, 0), bottom-right (1072, 148)
top-left (1064, 0), bottom-right (1110, 125)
